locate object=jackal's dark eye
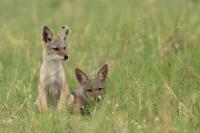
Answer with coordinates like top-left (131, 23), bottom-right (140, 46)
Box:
top-left (47, 38), bottom-right (52, 42)
top-left (52, 48), bottom-right (59, 51)
top-left (64, 47), bottom-right (66, 49)
top-left (98, 88), bottom-right (103, 90)
top-left (86, 89), bottom-right (92, 92)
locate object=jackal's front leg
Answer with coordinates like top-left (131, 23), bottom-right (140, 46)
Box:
top-left (35, 84), bottom-right (47, 112)
top-left (57, 86), bottom-right (69, 110)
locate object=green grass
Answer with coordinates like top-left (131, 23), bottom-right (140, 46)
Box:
top-left (0, 0), bottom-right (200, 132)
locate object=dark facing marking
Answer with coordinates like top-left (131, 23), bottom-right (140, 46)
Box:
top-left (66, 29), bottom-right (69, 35)
top-left (47, 38), bottom-right (52, 42)
top-left (43, 32), bottom-right (49, 42)
top-left (53, 48), bottom-right (59, 51)
top-left (43, 26), bottom-right (53, 43)
top-left (98, 88), bottom-right (103, 90)
top-left (86, 89), bottom-right (92, 92)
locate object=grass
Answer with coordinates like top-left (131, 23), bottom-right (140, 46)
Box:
top-left (0, 0), bottom-right (200, 132)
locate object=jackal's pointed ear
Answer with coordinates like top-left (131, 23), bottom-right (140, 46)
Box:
top-left (62, 25), bottom-right (70, 35)
top-left (42, 26), bottom-right (53, 43)
top-left (75, 68), bottom-right (88, 85)
top-left (97, 64), bottom-right (108, 82)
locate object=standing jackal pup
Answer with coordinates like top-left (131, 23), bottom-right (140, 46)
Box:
top-left (36, 25), bottom-right (70, 111)
top-left (70, 64), bottom-right (108, 114)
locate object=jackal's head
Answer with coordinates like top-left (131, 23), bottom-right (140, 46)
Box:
top-left (75, 64), bottom-right (108, 102)
top-left (42, 25), bottom-right (69, 61)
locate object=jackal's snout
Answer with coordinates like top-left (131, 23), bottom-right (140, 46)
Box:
top-left (58, 48), bottom-right (68, 61)
top-left (64, 54), bottom-right (68, 60)
top-left (63, 48), bottom-right (68, 60)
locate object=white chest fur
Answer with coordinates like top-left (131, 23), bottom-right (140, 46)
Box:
top-left (40, 61), bottom-right (65, 96)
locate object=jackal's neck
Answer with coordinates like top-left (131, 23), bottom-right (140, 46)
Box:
top-left (42, 50), bottom-right (62, 67)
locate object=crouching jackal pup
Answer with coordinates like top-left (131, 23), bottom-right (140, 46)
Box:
top-left (70, 64), bottom-right (108, 115)
top-left (36, 25), bottom-right (70, 111)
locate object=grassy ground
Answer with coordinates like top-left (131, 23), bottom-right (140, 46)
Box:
top-left (0, 0), bottom-right (200, 132)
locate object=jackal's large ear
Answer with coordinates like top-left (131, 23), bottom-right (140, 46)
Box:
top-left (62, 25), bottom-right (70, 36)
top-left (42, 26), bottom-right (53, 43)
top-left (75, 68), bottom-right (88, 85)
top-left (97, 64), bottom-right (108, 82)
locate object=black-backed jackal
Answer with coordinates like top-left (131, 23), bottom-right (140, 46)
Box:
top-left (70, 64), bottom-right (108, 114)
top-left (35, 25), bottom-right (70, 111)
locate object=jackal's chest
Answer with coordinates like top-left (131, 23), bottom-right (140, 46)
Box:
top-left (42, 73), bottom-right (65, 96)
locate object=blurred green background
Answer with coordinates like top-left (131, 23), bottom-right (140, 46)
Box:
top-left (0, 0), bottom-right (200, 132)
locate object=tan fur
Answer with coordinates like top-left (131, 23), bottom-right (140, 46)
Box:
top-left (35, 25), bottom-right (70, 111)
top-left (70, 64), bottom-right (108, 114)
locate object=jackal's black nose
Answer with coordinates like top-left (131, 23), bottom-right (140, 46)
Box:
top-left (64, 55), bottom-right (68, 60)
